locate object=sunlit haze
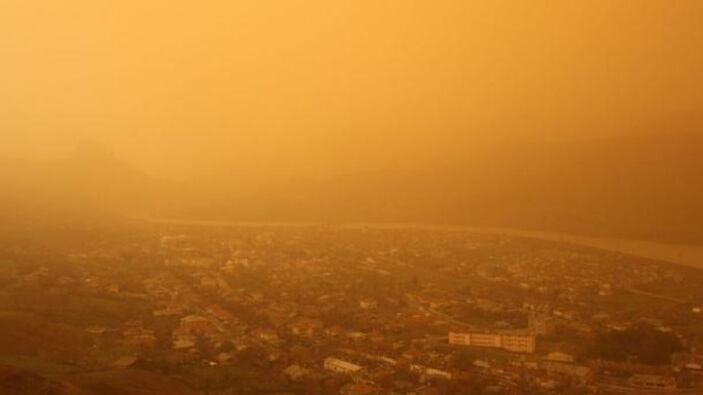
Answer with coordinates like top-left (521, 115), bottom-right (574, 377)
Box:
top-left (2, 1), bottom-right (702, 179)
top-left (2, 3), bottom-right (703, 394)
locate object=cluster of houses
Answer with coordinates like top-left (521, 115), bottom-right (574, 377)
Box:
top-left (8, 224), bottom-right (703, 393)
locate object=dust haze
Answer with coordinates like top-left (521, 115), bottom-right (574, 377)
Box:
top-left (3, 1), bottom-right (703, 178)
top-left (1, 2), bottom-right (703, 394)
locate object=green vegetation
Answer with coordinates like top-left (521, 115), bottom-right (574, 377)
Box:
top-left (589, 325), bottom-right (683, 365)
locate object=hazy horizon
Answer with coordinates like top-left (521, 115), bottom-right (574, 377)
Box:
top-left (2, 0), bottom-right (703, 239)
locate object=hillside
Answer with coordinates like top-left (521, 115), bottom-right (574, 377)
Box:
top-left (0, 141), bottom-right (165, 222)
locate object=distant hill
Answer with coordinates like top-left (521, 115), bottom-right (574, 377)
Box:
top-left (167, 133), bottom-right (703, 243)
top-left (2, 134), bottom-right (702, 243)
top-left (0, 141), bottom-right (166, 222)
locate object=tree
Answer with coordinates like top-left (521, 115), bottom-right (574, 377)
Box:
top-left (589, 325), bottom-right (683, 365)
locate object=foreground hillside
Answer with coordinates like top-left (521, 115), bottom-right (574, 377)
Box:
top-left (0, 301), bottom-right (197, 395)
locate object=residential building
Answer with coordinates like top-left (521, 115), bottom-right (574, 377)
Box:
top-left (324, 357), bottom-right (363, 375)
top-left (449, 331), bottom-right (535, 353)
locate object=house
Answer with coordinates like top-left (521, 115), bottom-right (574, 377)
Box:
top-left (180, 315), bottom-right (217, 335)
top-left (289, 318), bottom-right (324, 337)
top-left (283, 364), bottom-right (311, 381)
top-left (173, 339), bottom-right (195, 350)
top-left (541, 361), bottom-right (592, 383)
top-left (207, 304), bottom-right (236, 323)
top-left (113, 355), bottom-right (137, 368)
top-left (410, 364), bottom-right (452, 380)
top-left (253, 328), bottom-right (279, 343)
top-left (123, 330), bottom-right (156, 348)
top-left (347, 331), bottom-right (366, 341)
top-left (474, 360), bottom-right (490, 369)
top-left (120, 320), bottom-right (157, 348)
top-left (627, 374), bottom-right (677, 390)
top-left (154, 300), bottom-right (186, 316)
top-left (85, 326), bottom-right (107, 335)
top-left (547, 352), bottom-right (574, 363)
top-left (324, 357), bottom-right (363, 375)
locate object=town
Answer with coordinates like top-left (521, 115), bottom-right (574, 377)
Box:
top-left (1, 221), bottom-right (703, 394)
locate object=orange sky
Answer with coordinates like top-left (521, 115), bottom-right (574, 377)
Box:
top-left (1, 1), bottom-right (702, 179)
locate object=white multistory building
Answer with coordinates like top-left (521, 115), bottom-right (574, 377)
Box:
top-left (449, 331), bottom-right (536, 353)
